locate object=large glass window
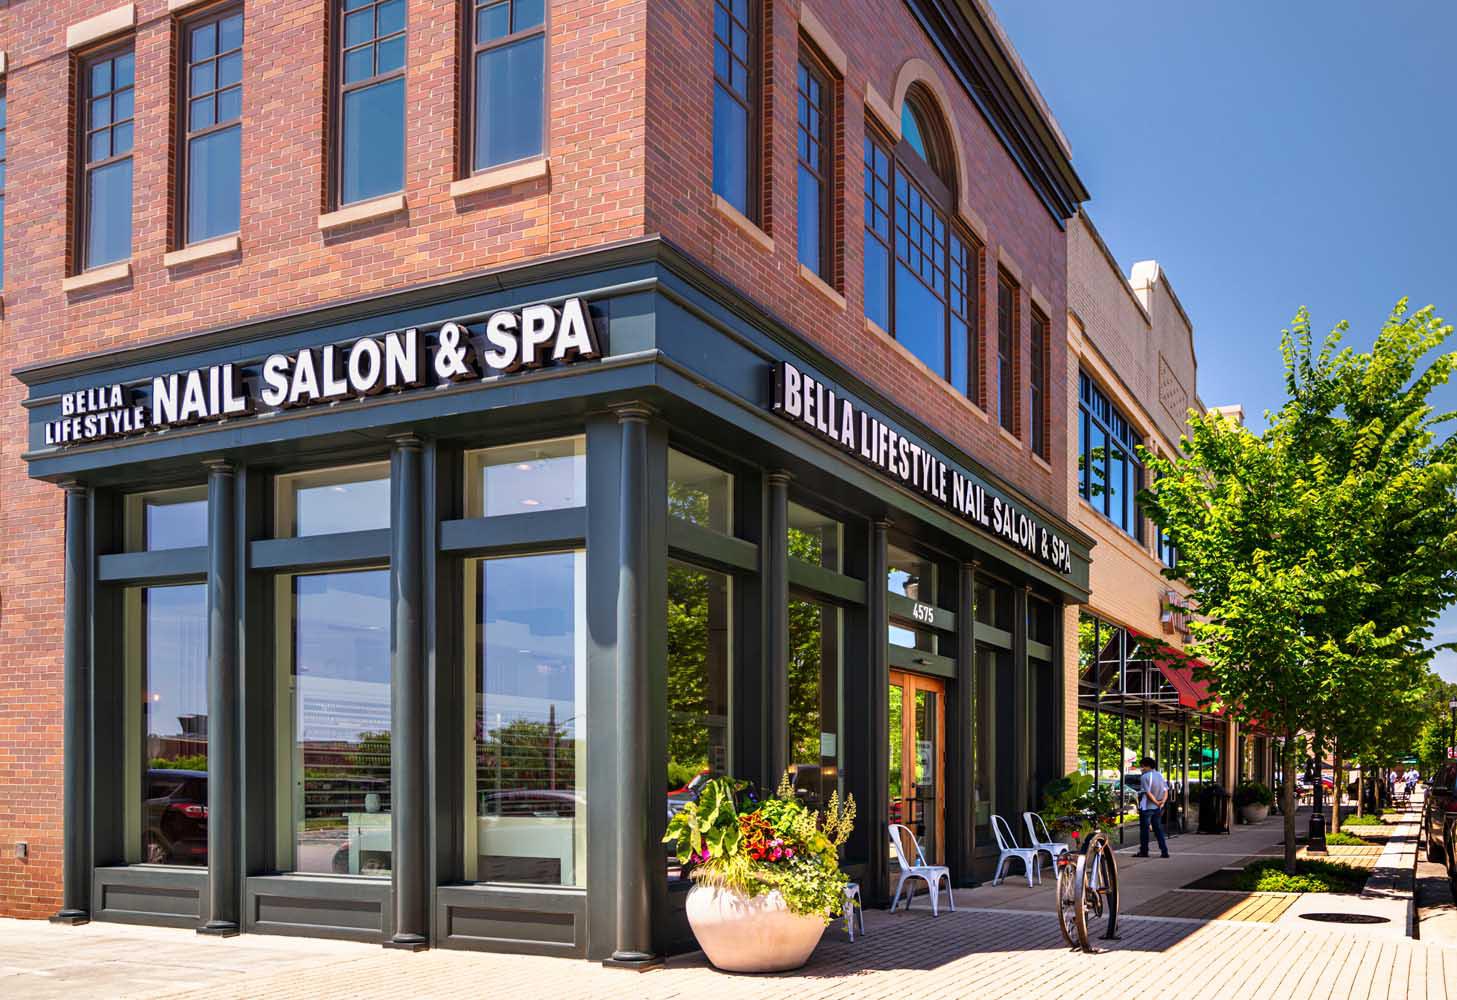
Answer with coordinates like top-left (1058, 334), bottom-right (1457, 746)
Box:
top-left (465, 437), bottom-right (585, 518)
top-left (135, 585), bottom-right (208, 866)
top-left (666, 560), bottom-right (732, 878)
top-left (181, 6), bottom-right (243, 244)
top-left (796, 53), bottom-right (833, 282)
top-left (788, 597), bottom-right (839, 811)
top-left (863, 101), bottom-right (979, 400)
top-left (276, 463), bottom-right (391, 537)
top-left (79, 46), bottom-right (135, 270)
top-left (124, 485), bottom-right (209, 552)
top-left (284, 569), bottom-right (392, 876)
top-left (335, 0), bottom-right (405, 206)
top-left (1078, 371), bottom-right (1145, 541)
top-left (467, 551), bottom-right (586, 886)
top-left (997, 273), bottom-right (1017, 434)
top-left (468, 0), bottom-right (546, 173)
top-left (668, 450), bottom-right (734, 534)
top-left (712, 0), bottom-right (756, 218)
top-left (787, 502), bottom-right (841, 572)
top-left (887, 544), bottom-right (935, 651)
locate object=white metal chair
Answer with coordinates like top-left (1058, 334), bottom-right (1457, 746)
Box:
top-left (886, 823), bottom-right (955, 916)
top-left (991, 814), bottom-right (1042, 887)
top-left (842, 881), bottom-right (865, 941)
top-left (1023, 811), bottom-right (1070, 870)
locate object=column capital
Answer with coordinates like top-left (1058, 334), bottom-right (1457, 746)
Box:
top-left (873, 518), bottom-right (893, 532)
top-left (59, 479), bottom-right (88, 496)
top-left (766, 470), bottom-right (792, 488)
top-left (609, 400), bottom-right (656, 424)
top-left (203, 458), bottom-right (236, 475)
top-left (388, 432), bottom-right (425, 451)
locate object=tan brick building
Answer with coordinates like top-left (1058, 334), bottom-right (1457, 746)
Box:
top-left (0, 0), bottom-right (1093, 961)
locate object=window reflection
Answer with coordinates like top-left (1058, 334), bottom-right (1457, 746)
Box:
top-left (787, 502), bottom-right (841, 572)
top-left (288, 570), bottom-right (392, 876)
top-left (469, 551), bottom-right (586, 886)
top-left (788, 598), bottom-right (838, 811)
top-left (471, 0), bottom-right (546, 171)
top-left (336, 0), bottom-right (406, 205)
top-left (666, 560), bottom-right (731, 880)
top-left (465, 437), bottom-right (585, 518)
top-left (125, 486), bottom-right (208, 552)
top-left (668, 450), bottom-right (733, 534)
top-left (276, 463), bottom-right (390, 537)
top-left (139, 585), bottom-right (208, 866)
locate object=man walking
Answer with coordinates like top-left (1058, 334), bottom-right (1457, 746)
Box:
top-left (1136, 756), bottom-right (1170, 859)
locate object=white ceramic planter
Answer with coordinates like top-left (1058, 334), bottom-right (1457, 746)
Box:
top-left (684, 884), bottom-right (827, 973)
top-left (1239, 803), bottom-right (1270, 823)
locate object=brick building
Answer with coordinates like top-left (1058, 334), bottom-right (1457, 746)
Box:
top-left (0, 0), bottom-right (1091, 961)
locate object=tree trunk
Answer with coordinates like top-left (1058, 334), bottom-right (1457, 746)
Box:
top-left (1356, 767), bottom-right (1365, 819)
top-left (1331, 743), bottom-right (1343, 834)
top-left (1281, 732), bottom-right (1299, 874)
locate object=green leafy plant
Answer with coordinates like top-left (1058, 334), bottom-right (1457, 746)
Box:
top-left (1342, 813), bottom-right (1388, 827)
top-left (662, 772), bottom-right (856, 924)
top-left (1323, 830), bottom-right (1373, 847)
top-left (1235, 858), bottom-right (1367, 893)
top-left (1039, 772), bottom-right (1120, 839)
top-left (1233, 781), bottom-right (1274, 808)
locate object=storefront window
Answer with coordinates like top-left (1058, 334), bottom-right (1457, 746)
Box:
top-left (666, 560), bottom-right (731, 879)
top-left (974, 576), bottom-right (1013, 631)
top-left (284, 569), bottom-right (392, 876)
top-left (668, 450), bottom-right (733, 534)
top-left (467, 551), bottom-right (586, 886)
top-left (788, 597), bottom-right (839, 810)
top-left (465, 436), bottom-right (585, 518)
top-left (787, 502), bottom-right (841, 572)
top-left (276, 463), bottom-right (390, 537)
top-left (887, 544), bottom-right (934, 650)
top-left (134, 584), bottom-right (208, 866)
top-left (125, 485), bottom-right (208, 551)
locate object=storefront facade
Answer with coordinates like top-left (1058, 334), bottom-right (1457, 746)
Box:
top-left (1064, 212), bottom-right (1247, 834)
top-left (2, 0), bottom-right (1090, 963)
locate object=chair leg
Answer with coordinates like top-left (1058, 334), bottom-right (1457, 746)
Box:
top-left (890, 874), bottom-right (907, 913)
top-left (944, 873), bottom-right (956, 912)
top-left (855, 898), bottom-right (866, 937)
top-left (1024, 856), bottom-right (1035, 888)
top-left (992, 855), bottom-right (1006, 886)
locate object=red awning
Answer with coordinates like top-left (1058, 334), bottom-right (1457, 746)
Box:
top-left (1127, 626), bottom-right (1217, 713)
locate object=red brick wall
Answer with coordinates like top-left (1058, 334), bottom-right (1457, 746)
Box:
top-left (645, 0), bottom-right (1070, 516)
top-left (0, 0), bottom-right (1070, 918)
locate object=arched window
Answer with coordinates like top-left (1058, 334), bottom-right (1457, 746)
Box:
top-left (864, 89), bottom-right (979, 401)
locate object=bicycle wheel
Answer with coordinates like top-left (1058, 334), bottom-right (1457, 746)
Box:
top-left (1055, 855), bottom-right (1081, 949)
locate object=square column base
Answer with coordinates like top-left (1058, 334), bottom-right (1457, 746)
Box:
top-left (602, 953), bottom-right (663, 971)
top-left (50, 911), bottom-right (89, 925)
top-left (383, 935), bottom-right (429, 952)
top-left (198, 922), bottom-right (240, 937)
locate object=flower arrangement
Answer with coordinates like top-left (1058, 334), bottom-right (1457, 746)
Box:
top-left (662, 772), bottom-right (856, 924)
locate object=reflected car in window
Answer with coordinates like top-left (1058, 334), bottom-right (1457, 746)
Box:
top-left (143, 768), bottom-right (208, 865)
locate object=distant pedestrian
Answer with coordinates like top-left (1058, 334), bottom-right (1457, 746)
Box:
top-left (1135, 756), bottom-right (1170, 859)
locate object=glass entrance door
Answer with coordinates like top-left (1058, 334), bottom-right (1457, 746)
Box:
top-left (888, 670), bottom-right (946, 865)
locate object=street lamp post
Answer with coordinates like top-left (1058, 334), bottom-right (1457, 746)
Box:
top-left (1308, 731), bottom-right (1327, 854)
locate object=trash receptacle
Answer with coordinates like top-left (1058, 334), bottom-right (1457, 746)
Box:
top-left (1198, 784), bottom-right (1230, 834)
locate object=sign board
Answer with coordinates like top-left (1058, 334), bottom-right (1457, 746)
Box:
top-left (770, 360), bottom-right (1074, 575)
top-left (44, 298), bottom-right (602, 449)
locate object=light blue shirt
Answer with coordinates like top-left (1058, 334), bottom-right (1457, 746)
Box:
top-left (1139, 769), bottom-right (1169, 812)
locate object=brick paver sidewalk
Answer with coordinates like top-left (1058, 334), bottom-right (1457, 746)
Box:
top-left (3, 903), bottom-right (1455, 1000)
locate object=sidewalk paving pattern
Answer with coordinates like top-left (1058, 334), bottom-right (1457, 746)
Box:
top-left (2, 804), bottom-right (1452, 999)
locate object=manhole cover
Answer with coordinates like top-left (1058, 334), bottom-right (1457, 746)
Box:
top-left (1298, 912), bottom-right (1390, 924)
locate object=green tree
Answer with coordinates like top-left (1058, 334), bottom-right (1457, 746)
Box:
top-left (1144, 301), bottom-right (1457, 872)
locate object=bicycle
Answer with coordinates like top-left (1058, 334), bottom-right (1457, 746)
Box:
top-left (1054, 829), bottom-right (1121, 953)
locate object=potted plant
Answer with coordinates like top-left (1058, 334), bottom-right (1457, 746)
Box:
top-left (1233, 781), bottom-right (1273, 823)
top-left (662, 772), bottom-right (856, 973)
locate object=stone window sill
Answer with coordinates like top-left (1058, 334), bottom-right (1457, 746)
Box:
top-left (163, 235), bottom-right (240, 269)
top-left (62, 261), bottom-right (131, 294)
top-left (797, 263), bottom-right (845, 311)
top-left (318, 194), bottom-right (407, 232)
top-left (998, 424), bottom-right (1023, 450)
top-left (451, 157), bottom-right (549, 198)
top-left (714, 195), bottom-right (774, 253)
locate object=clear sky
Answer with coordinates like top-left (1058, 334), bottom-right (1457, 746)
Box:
top-left (986, 1), bottom-right (1457, 682)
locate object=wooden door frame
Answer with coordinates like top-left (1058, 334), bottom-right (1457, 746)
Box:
top-left (889, 669), bottom-right (947, 864)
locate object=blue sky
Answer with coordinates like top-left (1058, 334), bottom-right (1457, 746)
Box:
top-left (986, 1), bottom-right (1457, 681)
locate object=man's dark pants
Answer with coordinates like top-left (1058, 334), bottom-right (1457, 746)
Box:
top-left (1139, 807), bottom-right (1169, 857)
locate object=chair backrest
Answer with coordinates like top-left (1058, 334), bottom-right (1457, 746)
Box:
top-left (991, 814), bottom-right (1020, 852)
top-left (1024, 811), bottom-right (1053, 846)
top-left (887, 823), bottom-right (927, 868)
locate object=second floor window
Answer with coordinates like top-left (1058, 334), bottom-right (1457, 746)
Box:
top-left (1078, 370), bottom-right (1145, 541)
top-left (1029, 307), bottom-right (1048, 458)
top-left (712, 0), bottom-right (757, 219)
top-left (997, 273), bottom-right (1018, 433)
top-left (864, 93), bottom-right (979, 400)
top-left (468, 0), bottom-right (546, 173)
top-left (79, 47), bottom-right (135, 270)
top-left (182, 7), bottom-right (244, 245)
top-left (796, 53), bottom-right (832, 281)
top-left (335, 0), bottom-right (405, 206)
